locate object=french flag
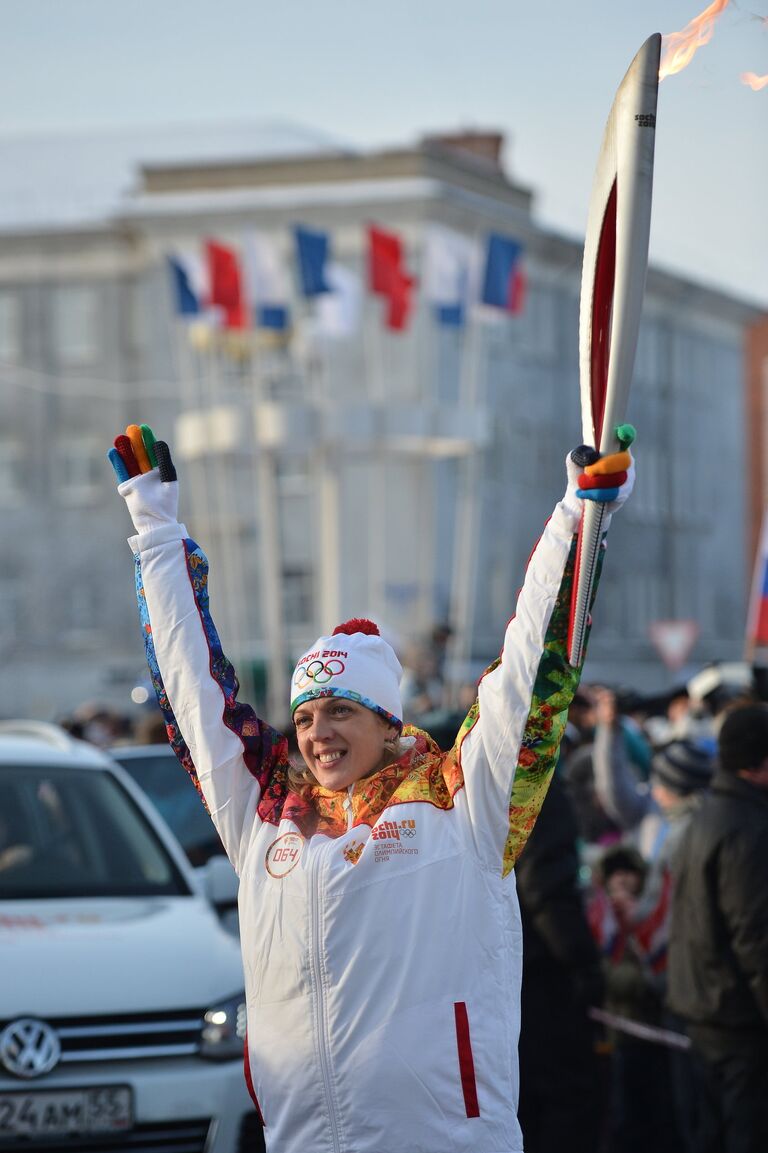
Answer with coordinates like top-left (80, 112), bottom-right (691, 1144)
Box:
top-left (481, 233), bottom-right (526, 314)
top-left (422, 225), bottom-right (482, 327)
top-left (205, 239), bottom-right (249, 329)
top-left (243, 233), bottom-right (290, 330)
top-left (167, 252), bottom-right (208, 317)
top-left (367, 224), bottom-right (415, 331)
top-left (294, 225), bottom-right (331, 296)
top-left (314, 263), bottom-right (362, 339)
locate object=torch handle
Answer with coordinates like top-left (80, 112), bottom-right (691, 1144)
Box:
top-left (568, 423), bottom-right (634, 667)
top-left (568, 501), bottom-right (607, 668)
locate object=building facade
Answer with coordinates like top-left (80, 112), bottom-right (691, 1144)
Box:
top-left (0, 127), bottom-right (762, 721)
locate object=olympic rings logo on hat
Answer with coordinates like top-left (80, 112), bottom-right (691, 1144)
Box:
top-left (293, 658), bottom-right (346, 690)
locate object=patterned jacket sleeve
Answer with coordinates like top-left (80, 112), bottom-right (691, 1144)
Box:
top-left (451, 495), bottom-right (605, 877)
top-left (129, 520), bottom-right (289, 874)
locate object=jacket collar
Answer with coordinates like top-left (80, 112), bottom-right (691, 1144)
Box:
top-left (712, 768), bottom-right (768, 810)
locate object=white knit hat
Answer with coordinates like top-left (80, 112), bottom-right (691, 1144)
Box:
top-left (290, 618), bottom-right (403, 727)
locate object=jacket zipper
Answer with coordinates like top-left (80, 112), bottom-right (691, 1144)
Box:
top-left (308, 845), bottom-right (343, 1153)
top-left (343, 784), bottom-right (354, 831)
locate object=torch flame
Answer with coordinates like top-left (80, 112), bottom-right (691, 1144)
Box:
top-left (741, 71), bottom-right (768, 90)
top-left (659, 0), bottom-right (731, 80)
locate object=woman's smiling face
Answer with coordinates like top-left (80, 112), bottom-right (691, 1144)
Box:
top-left (293, 697), bottom-right (398, 791)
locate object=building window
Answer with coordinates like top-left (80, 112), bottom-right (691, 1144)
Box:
top-left (0, 438), bottom-right (24, 505)
top-left (0, 293), bottom-right (21, 363)
top-left (635, 321), bottom-right (660, 384)
top-left (63, 576), bottom-right (102, 649)
top-left (282, 566), bottom-right (313, 625)
top-left (55, 436), bottom-right (102, 503)
top-left (53, 285), bottom-right (99, 365)
top-left (516, 284), bottom-right (556, 361)
top-left (126, 278), bottom-right (148, 354)
top-left (0, 577), bottom-right (21, 645)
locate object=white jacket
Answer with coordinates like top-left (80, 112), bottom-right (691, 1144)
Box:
top-left (123, 473), bottom-right (598, 1153)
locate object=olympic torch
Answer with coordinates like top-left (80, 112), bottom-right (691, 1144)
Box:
top-left (567, 33), bottom-right (661, 667)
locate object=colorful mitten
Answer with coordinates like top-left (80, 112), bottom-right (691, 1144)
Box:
top-left (565, 424), bottom-right (636, 515)
top-left (107, 424), bottom-right (179, 535)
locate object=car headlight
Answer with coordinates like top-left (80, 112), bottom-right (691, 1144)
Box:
top-left (200, 992), bottom-right (247, 1060)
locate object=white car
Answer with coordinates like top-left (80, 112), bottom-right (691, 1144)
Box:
top-left (0, 721), bottom-right (262, 1153)
top-left (109, 743), bottom-right (240, 936)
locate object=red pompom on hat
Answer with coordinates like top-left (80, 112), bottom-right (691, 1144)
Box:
top-left (332, 618), bottom-right (380, 637)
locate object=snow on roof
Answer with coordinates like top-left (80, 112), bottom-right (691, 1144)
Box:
top-left (0, 120), bottom-right (349, 231)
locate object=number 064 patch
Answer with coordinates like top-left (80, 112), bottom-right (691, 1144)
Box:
top-left (265, 833), bottom-right (305, 878)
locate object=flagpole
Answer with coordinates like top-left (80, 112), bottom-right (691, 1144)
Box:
top-left (220, 335), bottom-right (259, 711)
top-left (369, 301), bottom-right (389, 627)
top-left (417, 295), bottom-right (435, 649)
top-left (319, 332), bottom-right (342, 632)
top-left (254, 434), bottom-right (289, 722)
top-left (215, 334), bottom-right (257, 710)
top-left (307, 319), bottom-right (342, 634)
top-left (203, 335), bottom-right (247, 680)
top-left (444, 283), bottom-right (482, 704)
top-left (173, 321), bottom-right (213, 547)
top-left (244, 232), bottom-right (294, 717)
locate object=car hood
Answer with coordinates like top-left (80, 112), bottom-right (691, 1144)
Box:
top-left (0, 897), bottom-right (244, 1017)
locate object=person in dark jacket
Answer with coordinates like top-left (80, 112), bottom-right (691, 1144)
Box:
top-left (667, 702), bottom-right (768, 1153)
top-left (516, 771), bottom-right (605, 1153)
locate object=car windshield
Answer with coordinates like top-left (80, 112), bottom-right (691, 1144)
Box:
top-left (0, 764), bottom-right (188, 899)
top-left (113, 752), bottom-right (222, 867)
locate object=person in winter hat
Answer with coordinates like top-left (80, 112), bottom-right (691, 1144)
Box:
top-left (593, 689), bottom-right (714, 864)
top-left (668, 703), bottom-right (768, 1152)
top-left (592, 705), bottom-right (716, 1153)
top-left (108, 421), bottom-right (634, 1153)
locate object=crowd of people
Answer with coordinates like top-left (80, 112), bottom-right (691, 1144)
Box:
top-left (514, 662), bottom-right (768, 1153)
top-left (59, 651), bottom-right (768, 1152)
top-left (45, 419), bottom-right (763, 1152)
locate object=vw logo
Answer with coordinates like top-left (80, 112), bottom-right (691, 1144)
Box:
top-left (0, 1018), bottom-right (61, 1079)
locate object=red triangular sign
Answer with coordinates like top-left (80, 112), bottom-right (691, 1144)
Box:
top-left (649, 620), bottom-right (700, 671)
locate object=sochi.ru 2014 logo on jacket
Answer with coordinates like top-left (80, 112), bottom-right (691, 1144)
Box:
top-left (371, 819), bottom-right (416, 841)
top-left (370, 818), bottom-right (419, 862)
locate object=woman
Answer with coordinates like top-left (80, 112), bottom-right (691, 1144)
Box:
top-left (108, 422), bottom-right (634, 1153)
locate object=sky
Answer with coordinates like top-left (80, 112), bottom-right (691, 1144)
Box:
top-left (0, 0), bottom-right (766, 304)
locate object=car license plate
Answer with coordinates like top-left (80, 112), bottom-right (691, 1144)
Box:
top-left (0, 1085), bottom-right (132, 1139)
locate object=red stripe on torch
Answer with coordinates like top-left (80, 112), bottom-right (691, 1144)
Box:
top-left (590, 179), bottom-right (617, 446)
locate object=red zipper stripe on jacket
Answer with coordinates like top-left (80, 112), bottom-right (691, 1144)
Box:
top-left (454, 1002), bottom-right (480, 1118)
top-left (243, 1035), bottom-right (265, 1126)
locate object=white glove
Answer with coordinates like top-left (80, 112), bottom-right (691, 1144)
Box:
top-left (118, 470), bottom-right (179, 536)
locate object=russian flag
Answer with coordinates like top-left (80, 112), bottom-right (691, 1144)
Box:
top-left (747, 508), bottom-right (768, 653)
top-left (422, 225), bottom-right (482, 328)
top-left (481, 233), bottom-right (526, 314)
top-left (243, 233), bottom-right (290, 331)
top-left (294, 225), bottom-right (331, 296)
